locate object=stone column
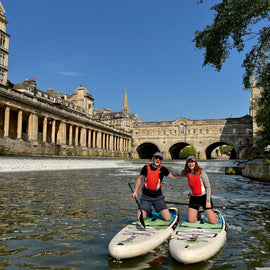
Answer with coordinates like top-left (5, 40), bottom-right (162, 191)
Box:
top-left (92, 130), bottom-right (96, 148)
top-left (106, 134), bottom-right (110, 150)
top-left (51, 120), bottom-right (56, 144)
top-left (121, 138), bottom-right (123, 151)
top-left (96, 131), bottom-right (101, 149)
top-left (80, 128), bottom-right (86, 147)
top-left (42, 117), bottom-right (47, 143)
top-left (4, 106), bottom-right (10, 138)
top-left (75, 126), bottom-right (79, 146)
top-left (17, 110), bottom-right (23, 140)
top-left (103, 133), bottom-right (106, 149)
top-left (57, 122), bottom-right (66, 145)
top-left (114, 136), bottom-right (117, 150)
top-left (28, 113), bottom-right (38, 141)
top-left (68, 125), bottom-right (73, 145)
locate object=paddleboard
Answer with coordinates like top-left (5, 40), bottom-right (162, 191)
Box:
top-left (108, 207), bottom-right (179, 260)
top-left (169, 210), bottom-right (227, 264)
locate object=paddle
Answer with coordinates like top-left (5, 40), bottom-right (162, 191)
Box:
top-left (165, 201), bottom-right (240, 211)
top-left (128, 183), bottom-right (146, 228)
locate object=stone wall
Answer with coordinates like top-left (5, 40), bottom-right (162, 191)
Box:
top-left (242, 163), bottom-right (270, 181)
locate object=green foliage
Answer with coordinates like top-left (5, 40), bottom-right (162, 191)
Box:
top-left (219, 145), bottom-right (233, 156)
top-left (264, 159), bottom-right (270, 164)
top-left (194, 0), bottom-right (270, 86)
top-left (194, 0), bottom-right (270, 150)
top-left (179, 146), bottom-right (196, 159)
top-left (254, 64), bottom-right (270, 148)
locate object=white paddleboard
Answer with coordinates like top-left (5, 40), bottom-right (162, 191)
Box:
top-left (169, 210), bottom-right (227, 264)
top-left (108, 207), bottom-right (179, 260)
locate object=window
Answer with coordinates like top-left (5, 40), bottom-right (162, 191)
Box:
top-left (206, 129), bottom-right (209, 134)
top-left (0, 69), bottom-right (4, 83)
top-left (219, 128), bottom-right (222, 134)
top-left (0, 34), bottom-right (5, 47)
top-left (233, 128), bottom-right (236, 134)
top-left (180, 124), bottom-right (185, 134)
top-left (193, 129), bottom-right (196, 134)
top-left (163, 130), bottom-right (166, 135)
top-left (200, 129), bottom-right (202, 134)
top-left (0, 52), bottom-right (5, 65)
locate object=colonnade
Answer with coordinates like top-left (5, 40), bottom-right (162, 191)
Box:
top-left (0, 104), bottom-right (130, 155)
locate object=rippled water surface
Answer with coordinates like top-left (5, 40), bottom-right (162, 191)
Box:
top-left (0, 158), bottom-right (269, 269)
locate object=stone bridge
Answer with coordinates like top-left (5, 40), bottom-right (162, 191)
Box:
top-left (131, 116), bottom-right (253, 160)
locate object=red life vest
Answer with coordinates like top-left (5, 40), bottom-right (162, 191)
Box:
top-left (188, 172), bottom-right (205, 196)
top-left (143, 164), bottom-right (162, 191)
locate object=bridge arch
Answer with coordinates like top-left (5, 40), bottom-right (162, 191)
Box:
top-left (205, 141), bottom-right (237, 159)
top-left (136, 142), bottom-right (160, 159)
top-left (168, 142), bottom-right (190, 159)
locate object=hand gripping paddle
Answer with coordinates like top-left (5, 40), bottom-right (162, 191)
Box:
top-left (128, 183), bottom-right (146, 228)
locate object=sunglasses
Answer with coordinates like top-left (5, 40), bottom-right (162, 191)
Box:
top-left (154, 156), bottom-right (163, 160)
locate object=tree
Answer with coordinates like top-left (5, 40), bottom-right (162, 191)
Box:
top-left (219, 145), bottom-right (233, 156)
top-left (179, 146), bottom-right (196, 159)
top-left (193, 0), bottom-right (270, 148)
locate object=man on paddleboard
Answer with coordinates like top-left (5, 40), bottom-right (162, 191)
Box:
top-left (132, 152), bottom-right (182, 221)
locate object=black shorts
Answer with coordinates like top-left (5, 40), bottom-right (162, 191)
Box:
top-left (189, 194), bottom-right (213, 210)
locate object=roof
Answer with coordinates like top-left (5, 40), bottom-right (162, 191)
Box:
top-left (72, 84), bottom-right (93, 99)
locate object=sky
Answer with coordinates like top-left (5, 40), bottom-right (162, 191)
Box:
top-left (2, 0), bottom-right (251, 122)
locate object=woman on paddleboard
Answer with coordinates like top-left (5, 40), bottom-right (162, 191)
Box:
top-left (132, 152), bottom-right (182, 221)
top-left (184, 155), bottom-right (218, 224)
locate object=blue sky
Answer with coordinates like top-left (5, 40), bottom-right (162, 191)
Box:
top-left (3, 0), bottom-right (251, 122)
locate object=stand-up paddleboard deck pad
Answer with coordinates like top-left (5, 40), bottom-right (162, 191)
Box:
top-left (108, 207), bottom-right (179, 260)
top-left (169, 210), bottom-right (227, 264)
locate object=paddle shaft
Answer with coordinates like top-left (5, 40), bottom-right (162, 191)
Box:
top-left (165, 200), bottom-right (238, 211)
top-left (128, 183), bottom-right (145, 228)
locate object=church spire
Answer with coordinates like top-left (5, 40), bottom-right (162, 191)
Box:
top-left (122, 87), bottom-right (129, 113)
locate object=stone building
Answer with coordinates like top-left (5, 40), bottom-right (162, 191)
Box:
top-left (0, 2), bottom-right (9, 86)
top-left (93, 88), bottom-right (140, 132)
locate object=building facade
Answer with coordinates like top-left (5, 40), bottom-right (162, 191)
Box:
top-left (0, 2), bottom-right (9, 86)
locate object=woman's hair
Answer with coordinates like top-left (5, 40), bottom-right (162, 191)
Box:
top-left (184, 160), bottom-right (202, 175)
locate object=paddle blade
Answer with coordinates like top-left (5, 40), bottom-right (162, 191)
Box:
top-left (139, 212), bottom-right (146, 228)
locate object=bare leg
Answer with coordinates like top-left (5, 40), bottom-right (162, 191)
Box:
top-left (160, 209), bottom-right (171, 221)
top-left (137, 209), bottom-right (147, 220)
top-left (205, 209), bottom-right (218, 224)
top-left (188, 207), bottom-right (198, 223)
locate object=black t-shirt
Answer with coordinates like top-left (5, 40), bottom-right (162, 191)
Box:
top-left (140, 164), bottom-right (170, 197)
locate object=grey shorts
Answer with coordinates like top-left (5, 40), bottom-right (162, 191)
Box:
top-left (140, 194), bottom-right (168, 214)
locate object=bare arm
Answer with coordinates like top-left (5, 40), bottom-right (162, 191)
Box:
top-left (132, 175), bottom-right (144, 198)
top-left (167, 172), bottom-right (185, 180)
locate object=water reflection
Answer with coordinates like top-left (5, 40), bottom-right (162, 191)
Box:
top-left (0, 159), bottom-right (269, 269)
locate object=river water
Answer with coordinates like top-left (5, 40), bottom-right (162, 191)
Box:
top-left (0, 157), bottom-right (269, 270)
